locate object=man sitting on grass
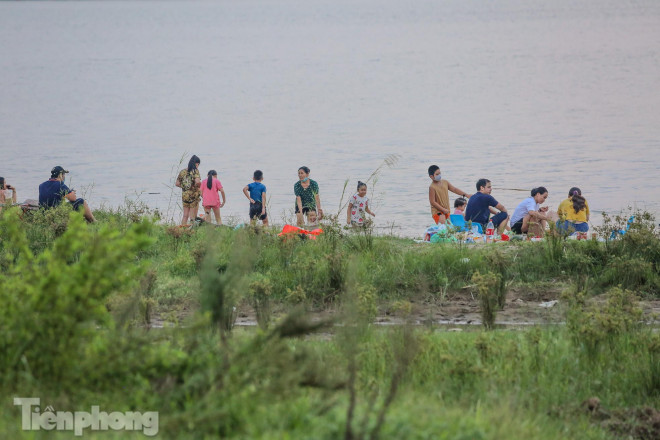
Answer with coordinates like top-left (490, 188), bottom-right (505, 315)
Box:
top-left (464, 178), bottom-right (509, 234)
top-left (39, 165), bottom-right (96, 223)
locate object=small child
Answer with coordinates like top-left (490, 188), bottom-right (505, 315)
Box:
top-left (201, 170), bottom-right (226, 224)
top-left (346, 181), bottom-right (375, 226)
top-left (307, 210), bottom-right (318, 227)
top-left (453, 197), bottom-right (467, 216)
top-left (243, 170), bottom-right (268, 226)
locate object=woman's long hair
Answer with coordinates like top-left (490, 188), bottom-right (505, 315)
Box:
top-left (207, 170), bottom-right (217, 189)
top-left (188, 155), bottom-right (200, 173)
top-left (570, 188), bottom-right (586, 213)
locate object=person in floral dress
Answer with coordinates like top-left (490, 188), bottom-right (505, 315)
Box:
top-left (175, 155), bottom-right (201, 225)
top-left (346, 181), bottom-right (375, 227)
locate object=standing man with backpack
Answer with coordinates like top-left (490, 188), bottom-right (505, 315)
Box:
top-left (175, 155), bottom-right (202, 225)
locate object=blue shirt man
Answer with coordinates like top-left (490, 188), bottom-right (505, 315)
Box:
top-left (464, 178), bottom-right (509, 233)
top-left (39, 180), bottom-right (74, 208)
top-left (38, 166), bottom-right (96, 222)
top-left (39, 166), bottom-right (76, 207)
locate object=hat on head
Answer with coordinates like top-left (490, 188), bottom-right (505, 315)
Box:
top-left (51, 166), bottom-right (69, 178)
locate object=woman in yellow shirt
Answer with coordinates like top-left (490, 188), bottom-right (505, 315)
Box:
top-left (557, 187), bottom-right (590, 233)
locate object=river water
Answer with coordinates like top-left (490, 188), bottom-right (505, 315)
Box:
top-left (1, 0), bottom-right (659, 236)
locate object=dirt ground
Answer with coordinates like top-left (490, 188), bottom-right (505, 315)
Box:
top-left (227, 286), bottom-right (660, 329)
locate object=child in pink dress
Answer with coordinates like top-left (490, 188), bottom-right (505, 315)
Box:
top-left (201, 170), bottom-right (226, 224)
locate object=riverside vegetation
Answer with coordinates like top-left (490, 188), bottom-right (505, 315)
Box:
top-left (0, 203), bottom-right (659, 439)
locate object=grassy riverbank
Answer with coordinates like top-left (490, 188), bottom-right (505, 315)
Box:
top-left (0, 205), bottom-right (659, 438)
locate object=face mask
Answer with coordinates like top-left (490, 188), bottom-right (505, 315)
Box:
top-left (302, 177), bottom-right (309, 182)
top-left (434, 175), bottom-right (442, 182)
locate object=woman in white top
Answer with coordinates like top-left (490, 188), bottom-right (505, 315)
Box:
top-left (510, 187), bottom-right (550, 236)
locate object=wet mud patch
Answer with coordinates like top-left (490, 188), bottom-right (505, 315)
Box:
top-left (604, 407), bottom-right (660, 440)
top-left (150, 285), bottom-right (660, 328)
top-left (583, 398), bottom-right (660, 440)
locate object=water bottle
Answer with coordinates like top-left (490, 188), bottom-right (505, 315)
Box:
top-left (486, 220), bottom-right (495, 242)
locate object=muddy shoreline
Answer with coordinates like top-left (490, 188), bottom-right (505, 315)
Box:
top-left (151, 288), bottom-right (660, 329)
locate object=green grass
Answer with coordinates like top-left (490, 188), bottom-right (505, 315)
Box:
top-left (4, 204), bottom-right (659, 313)
top-left (0, 205), bottom-right (659, 438)
top-left (1, 323), bottom-right (657, 438)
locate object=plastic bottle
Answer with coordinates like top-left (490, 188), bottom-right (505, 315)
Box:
top-left (486, 220), bottom-right (495, 242)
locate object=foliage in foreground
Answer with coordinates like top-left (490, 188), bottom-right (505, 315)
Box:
top-left (0, 208), bottom-right (659, 438)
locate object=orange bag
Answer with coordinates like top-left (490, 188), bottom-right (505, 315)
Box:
top-left (278, 225), bottom-right (323, 240)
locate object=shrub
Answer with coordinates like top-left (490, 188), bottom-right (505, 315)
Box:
top-left (564, 286), bottom-right (643, 359)
top-left (472, 271), bottom-right (501, 330)
top-left (644, 334), bottom-right (660, 396)
top-left (600, 256), bottom-right (657, 293)
top-left (0, 209), bottom-right (153, 387)
top-left (248, 273), bottom-right (273, 330)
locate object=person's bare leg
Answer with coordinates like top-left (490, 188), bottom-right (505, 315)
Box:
top-left (204, 207), bottom-right (212, 223)
top-left (213, 207), bottom-right (222, 225)
top-left (521, 215), bottom-right (531, 234)
top-left (190, 203), bottom-right (200, 222)
top-left (527, 219), bottom-right (543, 237)
top-left (437, 214), bottom-right (447, 225)
top-left (181, 207), bottom-right (191, 225)
top-left (83, 201), bottom-right (96, 223)
top-left (262, 217), bottom-right (269, 227)
top-left (535, 222), bottom-right (545, 236)
top-left (497, 216), bottom-right (509, 234)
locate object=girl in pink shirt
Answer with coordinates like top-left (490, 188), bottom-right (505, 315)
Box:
top-left (453, 197), bottom-right (467, 216)
top-left (201, 170), bottom-right (226, 224)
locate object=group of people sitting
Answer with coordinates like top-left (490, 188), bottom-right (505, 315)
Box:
top-left (0, 166), bottom-right (96, 222)
top-left (427, 164), bottom-right (590, 236)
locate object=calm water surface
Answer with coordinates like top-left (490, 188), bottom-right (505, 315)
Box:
top-left (1, 0), bottom-right (659, 235)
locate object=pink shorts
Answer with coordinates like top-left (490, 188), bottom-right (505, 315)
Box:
top-left (203, 204), bottom-right (220, 210)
